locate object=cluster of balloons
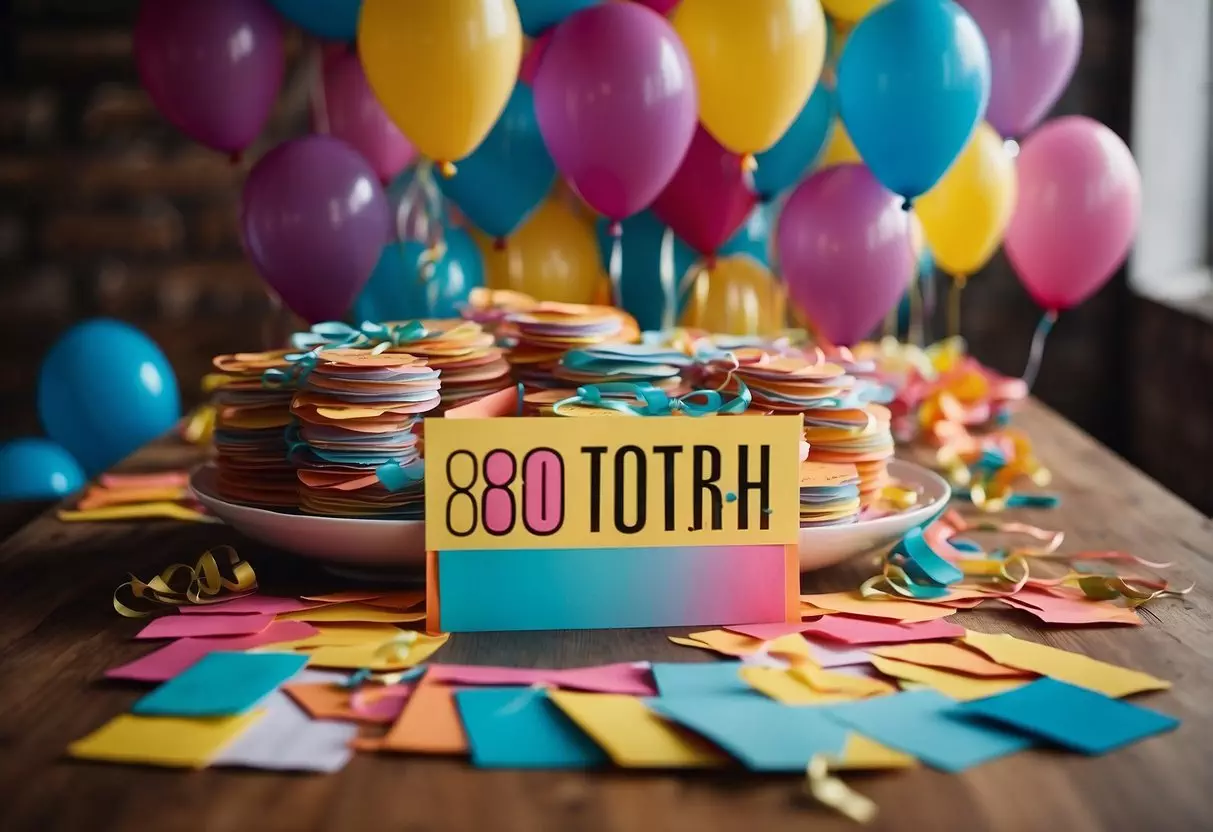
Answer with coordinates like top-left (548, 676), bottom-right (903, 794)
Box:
top-left (132, 0), bottom-right (1140, 346)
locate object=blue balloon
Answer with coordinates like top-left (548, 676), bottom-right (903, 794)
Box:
top-left (38, 319), bottom-right (180, 476)
top-left (439, 84), bottom-right (556, 240)
top-left (595, 212), bottom-right (698, 332)
top-left (0, 438), bottom-right (84, 501)
top-left (352, 226), bottom-right (485, 322)
top-left (718, 203), bottom-right (773, 267)
top-left (837, 0), bottom-right (991, 200)
top-left (269, 0), bottom-right (361, 40)
top-left (517, 0), bottom-right (598, 37)
top-left (753, 85), bottom-right (835, 201)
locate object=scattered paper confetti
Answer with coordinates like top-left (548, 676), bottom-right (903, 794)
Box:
top-left (869, 656), bottom-right (1030, 701)
top-left (801, 592), bottom-right (959, 623)
top-left (426, 662), bottom-right (656, 696)
top-left (132, 652), bottom-right (308, 717)
top-left (283, 681), bottom-right (412, 725)
top-left (214, 683), bottom-right (358, 773)
top-left (650, 662), bottom-right (753, 697)
top-left (104, 622), bottom-right (320, 683)
top-left (69, 712), bottom-right (263, 769)
top-left (135, 612), bottom-right (276, 640)
top-left (868, 642), bottom-right (1030, 678)
top-left (800, 615), bottom-right (964, 646)
top-left (456, 688), bottom-right (609, 769)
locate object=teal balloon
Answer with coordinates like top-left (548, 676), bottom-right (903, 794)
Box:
top-left (269, 0), bottom-right (361, 40)
top-left (38, 319), bottom-right (179, 476)
top-left (352, 226), bottom-right (485, 322)
top-left (0, 438), bottom-right (84, 501)
top-left (518, 0), bottom-right (599, 36)
top-left (595, 212), bottom-right (697, 332)
top-left (754, 87), bottom-right (834, 200)
top-left (837, 0), bottom-right (991, 200)
top-left (438, 84), bottom-right (556, 240)
top-left (718, 203), bottom-right (773, 266)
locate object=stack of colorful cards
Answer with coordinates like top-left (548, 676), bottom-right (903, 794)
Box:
top-left (290, 350), bottom-right (440, 518)
top-left (210, 350), bottom-right (300, 508)
top-left (799, 460), bottom-right (862, 527)
top-left (803, 403), bottom-right (895, 507)
top-left (554, 344), bottom-right (692, 390)
top-left (701, 351), bottom-right (850, 413)
top-left (384, 320), bottom-right (512, 411)
top-left (507, 303), bottom-right (640, 389)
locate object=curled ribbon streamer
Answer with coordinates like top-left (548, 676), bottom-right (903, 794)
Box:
top-left (1076, 575), bottom-right (1195, 606)
top-left (374, 631), bottom-right (419, 663)
top-left (376, 460), bottom-right (426, 493)
top-left (552, 380), bottom-right (752, 418)
top-left (112, 545), bottom-right (257, 618)
top-left (805, 755), bottom-right (878, 825)
top-left (267, 320), bottom-right (432, 388)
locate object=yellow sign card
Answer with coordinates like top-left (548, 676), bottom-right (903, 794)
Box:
top-left (423, 416), bottom-right (801, 551)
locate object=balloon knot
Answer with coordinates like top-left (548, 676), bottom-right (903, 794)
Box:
top-left (705, 254), bottom-right (718, 271)
top-left (608, 221), bottom-right (623, 238)
top-left (438, 160), bottom-right (457, 178)
top-left (228, 150), bottom-right (243, 166)
top-left (901, 197), bottom-right (914, 212)
top-left (741, 153), bottom-right (758, 173)
top-left (492, 237), bottom-right (507, 252)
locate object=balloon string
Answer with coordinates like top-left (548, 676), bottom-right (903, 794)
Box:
top-left (607, 223), bottom-right (624, 309)
top-left (948, 274), bottom-right (968, 340)
top-left (908, 271), bottom-right (923, 347)
top-left (658, 226), bottom-right (677, 331)
top-left (919, 257), bottom-right (936, 345)
top-left (1021, 309), bottom-right (1058, 391)
top-left (309, 39), bottom-right (330, 135)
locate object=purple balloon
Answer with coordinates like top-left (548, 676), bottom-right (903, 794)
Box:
top-left (321, 52), bottom-right (417, 183)
top-left (135, 0), bottom-right (284, 156)
top-left (776, 165), bottom-right (914, 346)
top-left (534, 3), bottom-right (697, 220)
top-left (957, 0), bottom-right (1082, 138)
top-left (242, 136), bottom-right (391, 323)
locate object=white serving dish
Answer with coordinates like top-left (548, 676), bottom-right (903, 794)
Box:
top-left (190, 459), bottom-right (949, 575)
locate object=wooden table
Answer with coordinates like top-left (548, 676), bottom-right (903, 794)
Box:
top-left (1, 400), bottom-right (1211, 832)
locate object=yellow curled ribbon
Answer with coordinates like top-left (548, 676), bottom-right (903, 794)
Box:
top-left (112, 545), bottom-right (257, 618)
top-left (805, 754), bottom-right (878, 824)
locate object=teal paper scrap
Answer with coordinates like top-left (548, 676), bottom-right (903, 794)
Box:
top-left (455, 688), bottom-right (609, 769)
top-left (958, 678), bottom-right (1180, 755)
top-left (824, 690), bottom-right (1031, 773)
top-left (648, 695), bottom-right (849, 772)
top-left (651, 662), bottom-right (755, 697)
top-left (132, 652), bottom-right (309, 718)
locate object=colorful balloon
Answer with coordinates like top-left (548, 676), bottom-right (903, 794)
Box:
top-left (321, 52), bottom-right (416, 183)
top-left (0, 439), bottom-right (85, 501)
top-left (837, 0), bottom-right (991, 200)
top-left (517, 0), bottom-right (599, 35)
top-left (269, 0), bottom-right (361, 39)
top-left (652, 126), bottom-right (756, 257)
top-left (823, 0), bottom-right (886, 22)
top-left (438, 84), bottom-right (557, 241)
top-left (753, 84), bottom-right (835, 200)
top-left (1004, 116), bottom-right (1140, 311)
top-left (595, 212), bottom-right (697, 332)
top-left (519, 31), bottom-right (553, 85)
top-left (242, 136), bottom-right (391, 323)
top-left (915, 122), bottom-right (1016, 277)
top-left (352, 226), bottom-right (485, 322)
top-left (38, 320), bottom-right (180, 475)
top-left (632, 0), bottom-right (681, 14)
top-left (957, 0), bottom-right (1082, 138)
top-left (680, 255), bottom-right (786, 336)
top-left (776, 165), bottom-right (915, 345)
top-left (818, 119), bottom-right (862, 169)
top-left (477, 198), bottom-right (607, 303)
top-left (534, 3), bottom-right (697, 220)
top-left (720, 203), bottom-right (774, 267)
top-left (358, 0), bottom-right (522, 169)
top-left (674, 0), bottom-right (827, 156)
top-left (134, 0), bottom-right (284, 156)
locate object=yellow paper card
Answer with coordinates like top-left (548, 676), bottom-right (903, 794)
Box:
top-left (265, 622), bottom-right (406, 650)
top-left (278, 603), bottom-right (427, 624)
top-left (676, 630), bottom-right (764, 657)
top-left (68, 712), bottom-right (262, 768)
top-left (305, 633), bottom-right (449, 670)
top-left (548, 691), bottom-right (727, 768)
top-left (739, 667), bottom-right (855, 705)
top-left (832, 734), bottom-right (918, 771)
top-left (801, 592), bottom-right (958, 623)
top-left (962, 631), bottom-right (1171, 698)
top-left (869, 656), bottom-right (1029, 701)
top-left (869, 643), bottom-right (1029, 678)
top-left (791, 664), bottom-right (896, 697)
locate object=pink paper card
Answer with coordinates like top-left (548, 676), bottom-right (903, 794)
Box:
top-left (106, 621), bottom-right (320, 682)
top-left (425, 662), bottom-right (657, 696)
top-left (800, 614), bottom-right (964, 646)
top-left (135, 612), bottom-right (276, 640)
top-left (1000, 588), bottom-right (1141, 626)
top-left (726, 621), bottom-right (817, 641)
top-left (179, 595), bottom-right (323, 615)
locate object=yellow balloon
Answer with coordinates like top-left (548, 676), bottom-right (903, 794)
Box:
top-left (915, 122), bottom-right (1017, 277)
top-left (674, 0), bottom-right (827, 156)
top-left (818, 119), bottom-right (862, 168)
top-left (680, 255), bottom-right (786, 336)
top-left (358, 0), bottom-right (521, 168)
top-left (822, 0), bottom-right (887, 22)
top-left (475, 199), bottom-right (607, 304)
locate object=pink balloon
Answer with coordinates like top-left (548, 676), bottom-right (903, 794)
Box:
top-left (135, 0), bottom-right (284, 156)
top-left (777, 165), bottom-right (915, 346)
top-left (321, 52), bottom-right (417, 183)
top-left (534, 3), bottom-right (697, 220)
top-left (519, 30), bottom-right (553, 86)
top-left (1004, 116), bottom-right (1141, 311)
top-left (632, 0), bottom-right (681, 14)
top-left (652, 125), bottom-right (756, 257)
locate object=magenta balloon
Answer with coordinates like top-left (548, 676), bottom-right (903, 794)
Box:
top-left (134, 0), bottom-right (284, 155)
top-left (533, 3), bottom-right (697, 220)
top-left (1004, 117), bottom-right (1140, 312)
top-left (322, 52), bottom-right (417, 182)
top-left (519, 30), bottom-right (553, 86)
top-left (632, 0), bottom-right (681, 14)
top-left (957, 0), bottom-right (1082, 138)
top-left (652, 126), bottom-right (756, 257)
top-left (777, 165), bottom-right (914, 346)
top-left (242, 136), bottom-right (391, 323)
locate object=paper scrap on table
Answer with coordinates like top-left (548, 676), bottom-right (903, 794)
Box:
top-left (105, 621), bottom-right (320, 683)
top-left (361, 590), bottom-right (426, 610)
top-left (803, 638), bottom-right (873, 668)
top-left (793, 664), bottom-right (896, 697)
top-left (455, 688), bottom-right (609, 769)
top-left (99, 471), bottom-right (190, 490)
top-left (740, 667), bottom-right (855, 705)
top-left (362, 679), bottom-right (467, 755)
top-left (135, 612), bottom-right (276, 640)
top-left (425, 662), bottom-right (656, 696)
top-left (279, 602), bottom-right (427, 624)
top-left (651, 662), bottom-right (754, 697)
top-left (802, 592), bottom-right (958, 623)
top-left (670, 630), bottom-right (810, 661)
top-left (132, 652), bottom-right (308, 717)
top-left (68, 712), bottom-right (262, 768)
top-left (870, 656), bottom-right (1030, 701)
top-left (958, 678), bottom-right (1180, 755)
top-left (832, 734), bottom-right (918, 771)
top-left (649, 695), bottom-right (849, 772)
top-left (304, 632), bottom-right (448, 671)
top-left (801, 614), bottom-right (964, 646)
top-left (963, 631), bottom-right (1170, 698)
top-left (998, 587), bottom-right (1142, 626)
top-left (548, 691), bottom-right (728, 769)
top-left (284, 681), bottom-right (412, 725)
top-left (215, 682), bottom-right (358, 773)
top-left (824, 690), bottom-right (1032, 773)
top-left (179, 595), bottom-right (321, 615)
top-left (869, 643), bottom-right (1031, 678)
top-left (726, 621), bottom-right (816, 641)
top-left (267, 622), bottom-right (406, 650)
top-left (301, 590), bottom-right (393, 603)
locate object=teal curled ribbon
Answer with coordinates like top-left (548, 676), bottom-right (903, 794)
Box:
top-left (552, 380), bottom-right (752, 417)
top-left (263, 320), bottom-right (431, 388)
top-left (882, 526), bottom-right (965, 599)
top-left (377, 460), bottom-right (426, 492)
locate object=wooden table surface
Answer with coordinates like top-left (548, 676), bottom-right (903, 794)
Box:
top-left (1, 400), bottom-right (1211, 832)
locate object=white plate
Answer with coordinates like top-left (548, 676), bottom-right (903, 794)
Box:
top-left (190, 459), bottom-right (949, 574)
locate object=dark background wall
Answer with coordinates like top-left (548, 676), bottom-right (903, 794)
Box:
top-left (2, 0), bottom-right (1206, 511)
